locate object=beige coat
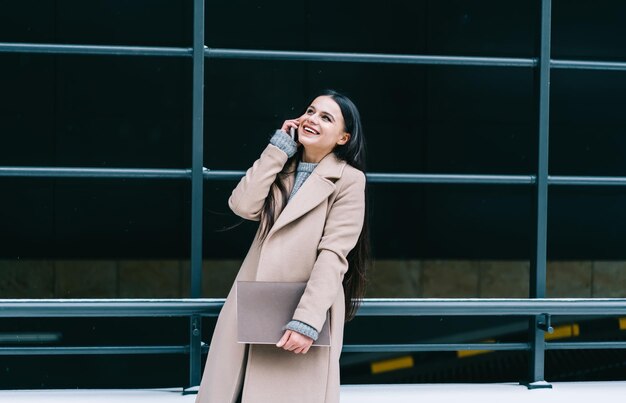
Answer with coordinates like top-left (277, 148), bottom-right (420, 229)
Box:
top-left (195, 143), bottom-right (366, 403)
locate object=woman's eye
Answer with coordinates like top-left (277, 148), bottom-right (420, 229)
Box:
top-left (322, 116), bottom-right (330, 121)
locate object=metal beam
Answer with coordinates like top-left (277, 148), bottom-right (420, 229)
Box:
top-left (202, 169), bottom-right (536, 185)
top-left (3, 298), bottom-right (626, 317)
top-left (0, 167), bottom-right (190, 179)
top-left (546, 341), bottom-right (626, 350)
top-left (528, 1), bottom-right (553, 388)
top-left (342, 343), bottom-right (530, 353)
top-left (549, 175), bottom-right (626, 186)
top-left (190, 0), bottom-right (205, 300)
top-left (7, 168), bottom-right (626, 187)
top-left (189, 315), bottom-right (202, 387)
top-left (0, 299), bottom-right (224, 317)
top-left (552, 59), bottom-right (626, 71)
top-left (189, 0), bottom-right (206, 388)
top-left (531, 0), bottom-right (552, 301)
top-left (355, 298), bottom-right (626, 316)
top-left (0, 42), bottom-right (191, 57)
top-left (366, 173), bottom-right (535, 185)
top-left (0, 346), bottom-right (189, 355)
top-left (205, 48), bottom-right (536, 67)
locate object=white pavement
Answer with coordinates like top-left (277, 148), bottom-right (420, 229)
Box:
top-left (1, 382), bottom-right (626, 403)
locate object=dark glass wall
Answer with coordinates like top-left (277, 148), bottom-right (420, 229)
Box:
top-left (2, 0), bottom-right (626, 388)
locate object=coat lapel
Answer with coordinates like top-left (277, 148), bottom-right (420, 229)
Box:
top-left (268, 152), bottom-right (346, 237)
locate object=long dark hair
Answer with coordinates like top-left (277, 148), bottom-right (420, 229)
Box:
top-left (259, 89), bottom-right (370, 322)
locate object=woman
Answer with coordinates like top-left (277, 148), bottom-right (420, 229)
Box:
top-left (195, 89), bottom-right (369, 403)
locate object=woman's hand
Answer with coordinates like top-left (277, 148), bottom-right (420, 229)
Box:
top-left (280, 119), bottom-right (301, 141)
top-left (276, 329), bottom-right (313, 354)
top-left (280, 119), bottom-right (300, 133)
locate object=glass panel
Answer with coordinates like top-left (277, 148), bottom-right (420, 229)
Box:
top-left (204, 60), bottom-right (535, 175)
top-left (553, 0), bottom-right (626, 61)
top-left (0, 178), bottom-right (190, 298)
top-left (550, 69), bottom-right (626, 176)
top-left (201, 180), bottom-right (251, 297)
top-left (206, 0), bottom-right (537, 58)
top-left (0, 54), bottom-right (192, 168)
top-left (0, 0), bottom-right (191, 47)
top-left (367, 260), bottom-right (530, 298)
top-left (370, 184), bottom-right (532, 259)
top-left (368, 184), bottom-right (531, 298)
top-left (547, 186), bottom-right (626, 298)
top-left (202, 181), bottom-right (533, 299)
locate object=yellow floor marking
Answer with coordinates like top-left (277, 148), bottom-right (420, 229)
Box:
top-left (371, 356), bottom-right (414, 374)
top-left (545, 324), bottom-right (579, 340)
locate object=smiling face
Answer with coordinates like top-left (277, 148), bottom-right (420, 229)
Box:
top-left (297, 96), bottom-right (351, 163)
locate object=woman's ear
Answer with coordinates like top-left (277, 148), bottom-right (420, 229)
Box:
top-left (338, 132), bottom-right (351, 145)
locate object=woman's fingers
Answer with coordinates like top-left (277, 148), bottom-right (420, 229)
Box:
top-left (278, 331), bottom-right (298, 351)
top-left (280, 332), bottom-right (314, 354)
top-left (276, 330), bottom-right (290, 348)
top-left (285, 341), bottom-right (298, 351)
top-left (277, 330), bottom-right (314, 354)
top-left (280, 119), bottom-right (300, 133)
top-left (293, 337), bottom-right (313, 354)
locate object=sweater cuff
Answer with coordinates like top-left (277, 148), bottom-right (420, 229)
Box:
top-left (269, 130), bottom-right (298, 158)
top-left (284, 320), bottom-right (319, 341)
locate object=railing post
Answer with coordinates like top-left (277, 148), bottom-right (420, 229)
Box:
top-left (527, 0), bottom-right (552, 390)
top-left (185, 314), bottom-right (202, 393)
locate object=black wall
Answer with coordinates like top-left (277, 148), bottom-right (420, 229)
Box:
top-left (2, 1), bottom-right (626, 260)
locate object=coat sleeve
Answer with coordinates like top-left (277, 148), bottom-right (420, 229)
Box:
top-left (291, 169), bottom-right (366, 332)
top-left (228, 143), bottom-right (290, 221)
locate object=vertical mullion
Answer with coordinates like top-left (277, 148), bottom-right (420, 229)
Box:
top-left (189, 0), bottom-right (205, 390)
top-left (191, 0), bottom-right (205, 299)
top-left (528, 0), bottom-right (552, 389)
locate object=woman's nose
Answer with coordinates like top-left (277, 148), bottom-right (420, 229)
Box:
top-left (306, 114), bottom-right (319, 124)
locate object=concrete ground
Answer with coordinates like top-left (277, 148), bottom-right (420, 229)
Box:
top-left (1, 382), bottom-right (625, 403)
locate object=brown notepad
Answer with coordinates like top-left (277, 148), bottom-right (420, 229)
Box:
top-left (236, 281), bottom-right (331, 346)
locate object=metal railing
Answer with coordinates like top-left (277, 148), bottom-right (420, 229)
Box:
top-left (2, 298), bottom-right (626, 390)
top-left (2, 0), bottom-right (626, 390)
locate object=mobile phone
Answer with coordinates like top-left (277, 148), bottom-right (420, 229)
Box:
top-left (290, 127), bottom-right (297, 142)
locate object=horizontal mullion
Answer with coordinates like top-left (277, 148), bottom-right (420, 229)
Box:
top-left (546, 341), bottom-right (626, 350)
top-left (205, 170), bottom-right (626, 186)
top-left (0, 42), bottom-right (192, 57)
top-left (549, 175), bottom-right (626, 186)
top-left (357, 298), bottom-right (626, 316)
top-left (206, 48), bottom-right (536, 67)
top-left (367, 173), bottom-right (534, 185)
top-left (7, 343), bottom-right (626, 356)
top-left (203, 169), bottom-right (536, 185)
top-left (342, 343), bottom-right (529, 353)
top-left (552, 59), bottom-right (626, 71)
top-left (0, 167), bottom-right (191, 179)
top-left (0, 345), bottom-right (189, 355)
top-left (202, 169), bottom-right (245, 181)
top-left (3, 299), bottom-right (626, 318)
top-left (7, 169), bottom-right (626, 186)
top-left (5, 44), bottom-right (626, 72)
top-left (0, 299), bottom-right (224, 317)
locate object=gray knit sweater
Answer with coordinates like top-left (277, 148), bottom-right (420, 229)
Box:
top-left (269, 130), bottom-right (320, 341)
